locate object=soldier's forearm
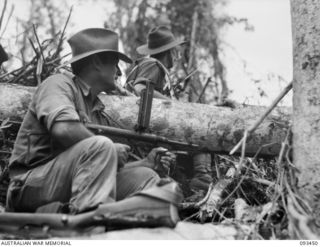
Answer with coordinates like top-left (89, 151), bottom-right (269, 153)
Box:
top-left (51, 121), bottom-right (94, 149)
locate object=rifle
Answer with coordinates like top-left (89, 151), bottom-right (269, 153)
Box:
top-left (85, 123), bottom-right (207, 154)
top-left (0, 209), bottom-right (168, 238)
top-left (173, 68), bottom-right (198, 91)
top-left (0, 182), bottom-right (182, 237)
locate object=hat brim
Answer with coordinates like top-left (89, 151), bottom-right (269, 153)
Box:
top-left (137, 39), bottom-right (187, 56)
top-left (63, 49), bottom-right (132, 66)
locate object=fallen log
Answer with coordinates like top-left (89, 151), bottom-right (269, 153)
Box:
top-left (0, 83), bottom-right (291, 156)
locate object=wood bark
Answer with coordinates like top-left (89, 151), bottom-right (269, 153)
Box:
top-left (0, 83), bottom-right (291, 156)
top-left (291, 0), bottom-right (320, 221)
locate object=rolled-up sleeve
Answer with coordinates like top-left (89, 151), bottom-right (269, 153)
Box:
top-left (34, 74), bottom-right (80, 131)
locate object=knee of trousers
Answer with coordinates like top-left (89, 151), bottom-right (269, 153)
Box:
top-left (133, 166), bottom-right (160, 183)
top-left (84, 135), bottom-right (115, 149)
top-left (78, 135), bottom-right (117, 160)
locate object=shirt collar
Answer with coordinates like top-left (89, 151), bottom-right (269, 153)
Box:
top-left (92, 96), bottom-right (105, 112)
top-left (74, 76), bottom-right (91, 97)
top-left (73, 75), bottom-right (105, 112)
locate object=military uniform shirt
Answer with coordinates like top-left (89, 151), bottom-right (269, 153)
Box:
top-left (9, 73), bottom-right (109, 177)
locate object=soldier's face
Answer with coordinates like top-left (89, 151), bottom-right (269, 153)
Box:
top-left (171, 48), bottom-right (181, 63)
top-left (95, 54), bottom-right (119, 92)
top-left (167, 48), bottom-right (181, 69)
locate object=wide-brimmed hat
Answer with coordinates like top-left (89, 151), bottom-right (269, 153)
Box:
top-left (137, 26), bottom-right (186, 56)
top-left (66, 28), bottom-right (132, 65)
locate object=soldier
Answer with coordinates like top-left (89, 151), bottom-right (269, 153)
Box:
top-left (126, 26), bottom-right (213, 191)
top-left (126, 26), bottom-right (183, 99)
top-left (6, 28), bottom-right (176, 214)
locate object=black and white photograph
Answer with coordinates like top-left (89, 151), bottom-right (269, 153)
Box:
top-left (0, 0), bottom-right (319, 243)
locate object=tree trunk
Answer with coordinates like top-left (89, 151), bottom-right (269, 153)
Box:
top-left (0, 83), bottom-right (291, 156)
top-left (291, 0), bottom-right (320, 220)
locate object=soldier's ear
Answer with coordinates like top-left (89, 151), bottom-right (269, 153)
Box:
top-left (91, 54), bottom-right (102, 71)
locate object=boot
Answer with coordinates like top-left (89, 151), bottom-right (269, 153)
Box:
top-left (190, 153), bottom-right (213, 191)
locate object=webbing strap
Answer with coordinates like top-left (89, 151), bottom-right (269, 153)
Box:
top-left (125, 57), bottom-right (173, 98)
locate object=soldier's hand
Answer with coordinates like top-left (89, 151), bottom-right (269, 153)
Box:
top-left (146, 147), bottom-right (176, 174)
top-left (114, 143), bottom-right (131, 166)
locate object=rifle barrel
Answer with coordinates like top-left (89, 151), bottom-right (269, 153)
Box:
top-left (87, 123), bottom-right (168, 143)
top-left (86, 123), bottom-right (200, 150)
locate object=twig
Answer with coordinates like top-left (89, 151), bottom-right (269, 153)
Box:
top-left (46, 52), bottom-right (71, 66)
top-left (220, 164), bottom-right (251, 207)
top-left (247, 202), bottom-right (276, 239)
top-left (11, 62), bottom-right (36, 84)
top-left (196, 77), bottom-right (212, 103)
top-left (252, 142), bottom-right (278, 161)
top-left (0, 0), bottom-right (8, 32)
top-left (239, 185), bottom-right (252, 205)
top-left (195, 182), bottom-right (214, 208)
top-left (187, 10), bottom-right (198, 72)
top-left (264, 128), bottom-right (291, 226)
top-left (173, 68), bottom-right (198, 91)
top-left (32, 24), bottom-right (45, 62)
top-left (182, 9), bottom-right (198, 92)
top-left (246, 158), bottom-right (260, 174)
top-left (198, 172), bottom-right (237, 221)
top-left (285, 180), bottom-right (306, 217)
top-left (28, 38), bottom-right (38, 56)
top-left (210, 205), bottom-right (229, 222)
top-left (287, 197), bottom-right (319, 239)
top-left (284, 173), bottom-right (313, 216)
top-left (0, 67), bottom-right (23, 80)
top-left (36, 56), bottom-right (44, 85)
top-left (229, 81), bottom-right (293, 155)
top-left (178, 183), bottom-right (214, 210)
top-left (242, 176), bottom-right (275, 187)
top-left (237, 130), bottom-right (248, 175)
top-left (182, 211), bottom-right (200, 222)
top-left (0, 4), bottom-right (14, 38)
top-left (276, 128), bottom-right (291, 168)
top-left (0, 119), bottom-right (22, 125)
top-left (189, 83), bottom-right (200, 97)
top-left (214, 155), bottom-right (221, 179)
top-left (53, 6), bottom-right (73, 59)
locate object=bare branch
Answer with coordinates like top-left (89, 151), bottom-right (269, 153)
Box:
top-left (196, 77), bottom-right (211, 103)
top-left (0, 4), bottom-right (14, 39)
top-left (53, 6), bottom-right (73, 59)
top-left (230, 81), bottom-right (293, 155)
top-left (32, 24), bottom-right (45, 62)
top-left (0, 0), bottom-right (8, 32)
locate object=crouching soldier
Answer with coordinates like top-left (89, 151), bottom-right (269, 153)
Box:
top-left (6, 28), bottom-right (177, 214)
